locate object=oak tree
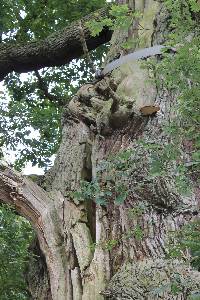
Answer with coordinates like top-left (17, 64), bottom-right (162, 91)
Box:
top-left (0, 0), bottom-right (200, 299)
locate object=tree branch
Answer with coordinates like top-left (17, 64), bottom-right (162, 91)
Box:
top-left (0, 7), bottom-right (112, 81)
top-left (35, 70), bottom-right (64, 105)
top-left (0, 165), bottom-right (70, 299)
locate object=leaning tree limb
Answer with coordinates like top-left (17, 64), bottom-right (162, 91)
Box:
top-left (0, 7), bottom-right (112, 82)
top-left (0, 165), bottom-right (70, 300)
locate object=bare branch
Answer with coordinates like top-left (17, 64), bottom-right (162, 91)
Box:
top-left (35, 70), bottom-right (64, 105)
top-left (78, 20), bottom-right (97, 73)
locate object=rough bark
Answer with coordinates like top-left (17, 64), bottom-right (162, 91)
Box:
top-left (43, 0), bottom-right (200, 298)
top-left (0, 7), bottom-right (112, 81)
top-left (0, 0), bottom-right (200, 300)
top-left (26, 238), bottom-right (52, 300)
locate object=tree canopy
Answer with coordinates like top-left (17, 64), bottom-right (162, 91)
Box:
top-left (0, 0), bottom-right (110, 169)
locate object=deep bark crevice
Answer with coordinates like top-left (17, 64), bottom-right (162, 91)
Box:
top-left (86, 200), bottom-right (96, 243)
top-left (81, 138), bottom-right (96, 243)
top-left (26, 238), bottom-right (52, 300)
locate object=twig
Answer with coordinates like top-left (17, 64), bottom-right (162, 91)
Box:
top-left (78, 20), bottom-right (96, 73)
top-left (34, 70), bottom-right (64, 106)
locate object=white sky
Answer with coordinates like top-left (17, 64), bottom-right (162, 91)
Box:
top-left (0, 79), bottom-right (45, 175)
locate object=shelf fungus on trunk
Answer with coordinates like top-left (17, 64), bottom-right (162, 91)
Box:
top-left (140, 105), bottom-right (160, 115)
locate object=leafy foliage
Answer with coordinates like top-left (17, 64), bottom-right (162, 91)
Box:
top-left (0, 0), bottom-right (108, 169)
top-left (152, 0), bottom-right (200, 182)
top-left (1, 0), bottom-right (106, 42)
top-left (73, 149), bottom-right (133, 206)
top-left (163, 219), bottom-right (200, 298)
top-left (0, 205), bottom-right (34, 300)
top-left (151, 268), bottom-right (200, 299)
top-left (86, 3), bottom-right (141, 49)
top-left (167, 220), bottom-right (200, 271)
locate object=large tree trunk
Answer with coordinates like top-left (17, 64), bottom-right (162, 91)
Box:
top-left (0, 0), bottom-right (200, 299)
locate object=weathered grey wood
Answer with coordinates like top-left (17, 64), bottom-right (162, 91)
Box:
top-left (0, 167), bottom-right (70, 300)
